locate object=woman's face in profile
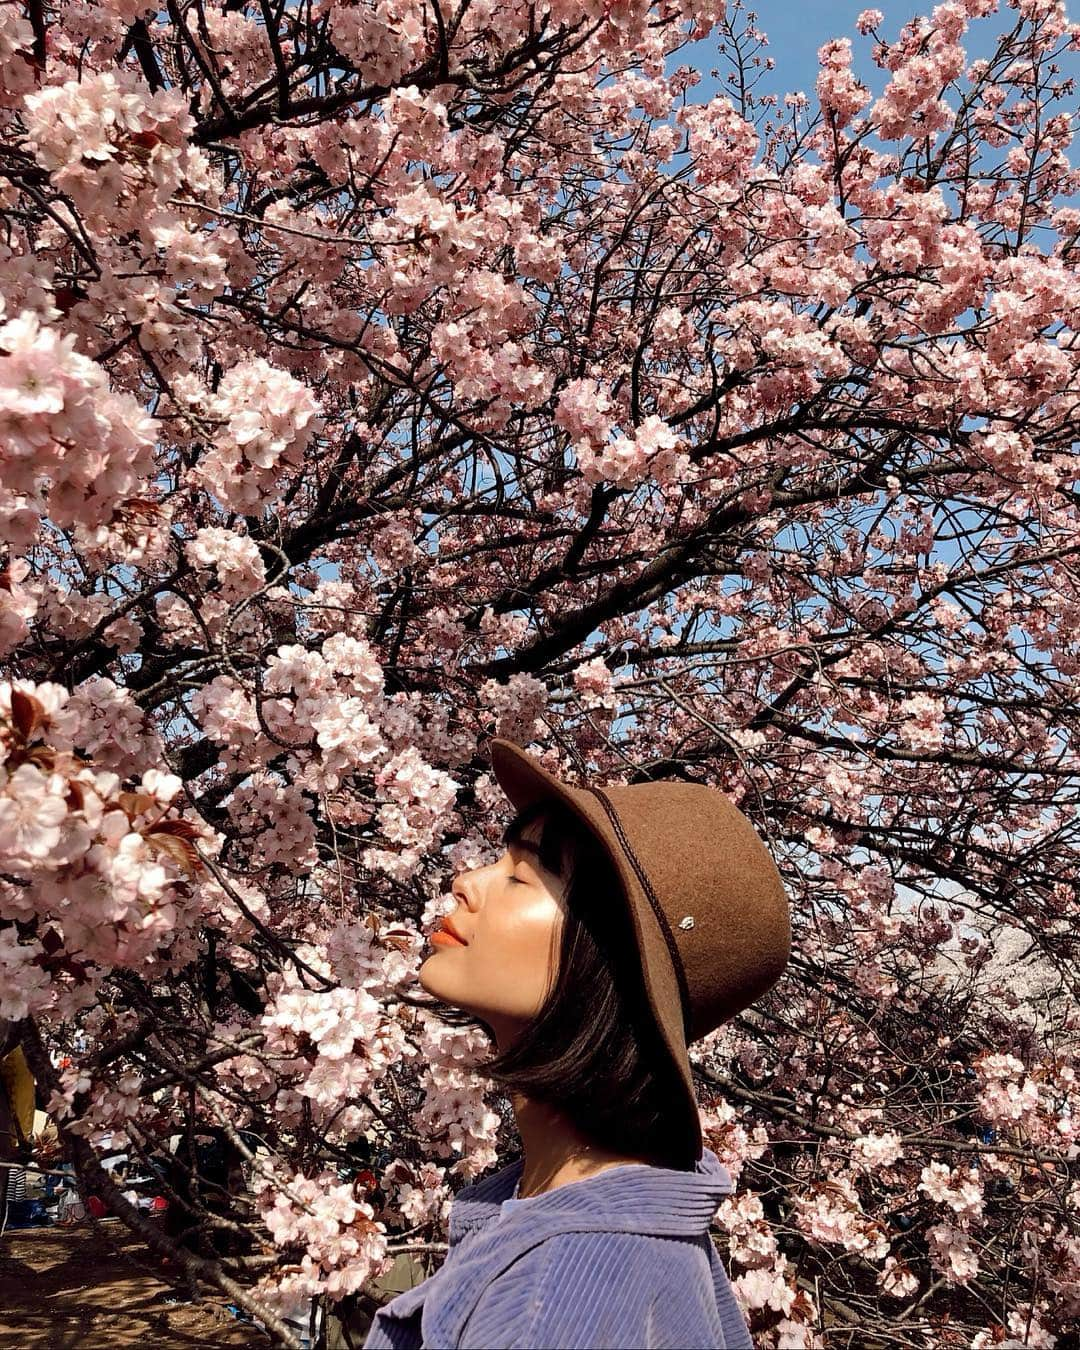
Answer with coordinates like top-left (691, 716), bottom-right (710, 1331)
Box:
top-left (419, 811), bottom-right (571, 1047)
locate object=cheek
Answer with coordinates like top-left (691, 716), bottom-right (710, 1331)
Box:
top-left (492, 895), bottom-right (562, 983)
top-left (421, 893), bottom-right (563, 1019)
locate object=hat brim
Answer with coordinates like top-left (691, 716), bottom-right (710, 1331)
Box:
top-left (488, 737), bottom-right (702, 1164)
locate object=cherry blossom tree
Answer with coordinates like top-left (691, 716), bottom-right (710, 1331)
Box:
top-left (1, 0), bottom-right (1078, 1344)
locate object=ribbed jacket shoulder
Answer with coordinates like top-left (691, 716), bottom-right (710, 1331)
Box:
top-left (363, 1146), bottom-right (753, 1349)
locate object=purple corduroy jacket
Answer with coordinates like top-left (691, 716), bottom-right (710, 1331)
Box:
top-left (362, 1146), bottom-right (753, 1349)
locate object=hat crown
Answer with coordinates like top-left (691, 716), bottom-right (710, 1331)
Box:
top-left (584, 779), bottom-right (790, 1042)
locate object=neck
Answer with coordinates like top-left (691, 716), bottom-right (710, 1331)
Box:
top-left (509, 1090), bottom-right (655, 1198)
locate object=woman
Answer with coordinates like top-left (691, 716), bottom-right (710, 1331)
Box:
top-left (364, 737), bottom-right (790, 1349)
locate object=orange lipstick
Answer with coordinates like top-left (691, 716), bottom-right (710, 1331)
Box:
top-left (430, 929), bottom-right (467, 947)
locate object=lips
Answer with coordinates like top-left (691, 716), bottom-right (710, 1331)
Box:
top-left (430, 930), bottom-right (467, 947)
top-left (434, 915), bottom-right (469, 945)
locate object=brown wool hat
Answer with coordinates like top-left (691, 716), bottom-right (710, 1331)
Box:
top-left (488, 737), bottom-right (791, 1164)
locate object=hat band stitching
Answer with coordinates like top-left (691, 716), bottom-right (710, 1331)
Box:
top-left (580, 784), bottom-right (693, 1040)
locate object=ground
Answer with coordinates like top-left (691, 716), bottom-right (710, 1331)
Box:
top-left (0, 1223), bottom-right (266, 1349)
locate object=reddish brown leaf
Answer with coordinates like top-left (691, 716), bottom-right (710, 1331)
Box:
top-left (10, 688), bottom-right (44, 741)
top-left (113, 497), bottom-right (164, 523)
top-left (118, 791), bottom-right (156, 819)
top-left (145, 831), bottom-right (200, 877)
top-left (148, 817), bottom-right (202, 842)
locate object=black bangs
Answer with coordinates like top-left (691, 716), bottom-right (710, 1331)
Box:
top-left (500, 799), bottom-right (573, 879)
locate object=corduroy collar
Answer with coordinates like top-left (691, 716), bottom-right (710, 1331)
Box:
top-left (448, 1146), bottom-right (735, 1248)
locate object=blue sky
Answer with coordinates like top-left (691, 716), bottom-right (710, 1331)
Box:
top-left (675, 1), bottom-right (1007, 108)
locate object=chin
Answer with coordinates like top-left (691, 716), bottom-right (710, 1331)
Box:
top-left (418, 959), bottom-right (487, 1026)
top-left (417, 954), bottom-right (456, 1001)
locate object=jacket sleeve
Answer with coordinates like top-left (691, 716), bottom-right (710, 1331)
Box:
top-left (457, 1231), bottom-right (729, 1350)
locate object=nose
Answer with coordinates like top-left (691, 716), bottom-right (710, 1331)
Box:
top-left (452, 871), bottom-right (480, 911)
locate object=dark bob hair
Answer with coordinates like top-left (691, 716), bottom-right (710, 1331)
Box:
top-left (409, 797), bottom-right (695, 1172)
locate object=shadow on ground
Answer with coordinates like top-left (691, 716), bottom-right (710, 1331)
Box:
top-left (0, 1224), bottom-right (264, 1349)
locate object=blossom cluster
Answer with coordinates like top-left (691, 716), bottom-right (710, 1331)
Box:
top-left (258, 1167), bottom-right (393, 1303)
top-left (411, 1018), bottom-right (504, 1181)
top-left (0, 310), bottom-right (155, 552)
top-left (974, 1051), bottom-right (1042, 1126)
top-left (191, 358), bottom-right (323, 511)
top-left (21, 70), bottom-right (213, 231)
top-left (259, 952), bottom-right (416, 1138)
top-left (0, 680), bottom-right (209, 1018)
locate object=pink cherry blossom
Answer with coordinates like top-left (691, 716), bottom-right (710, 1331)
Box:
top-left (196, 358), bottom-right (322, 510)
